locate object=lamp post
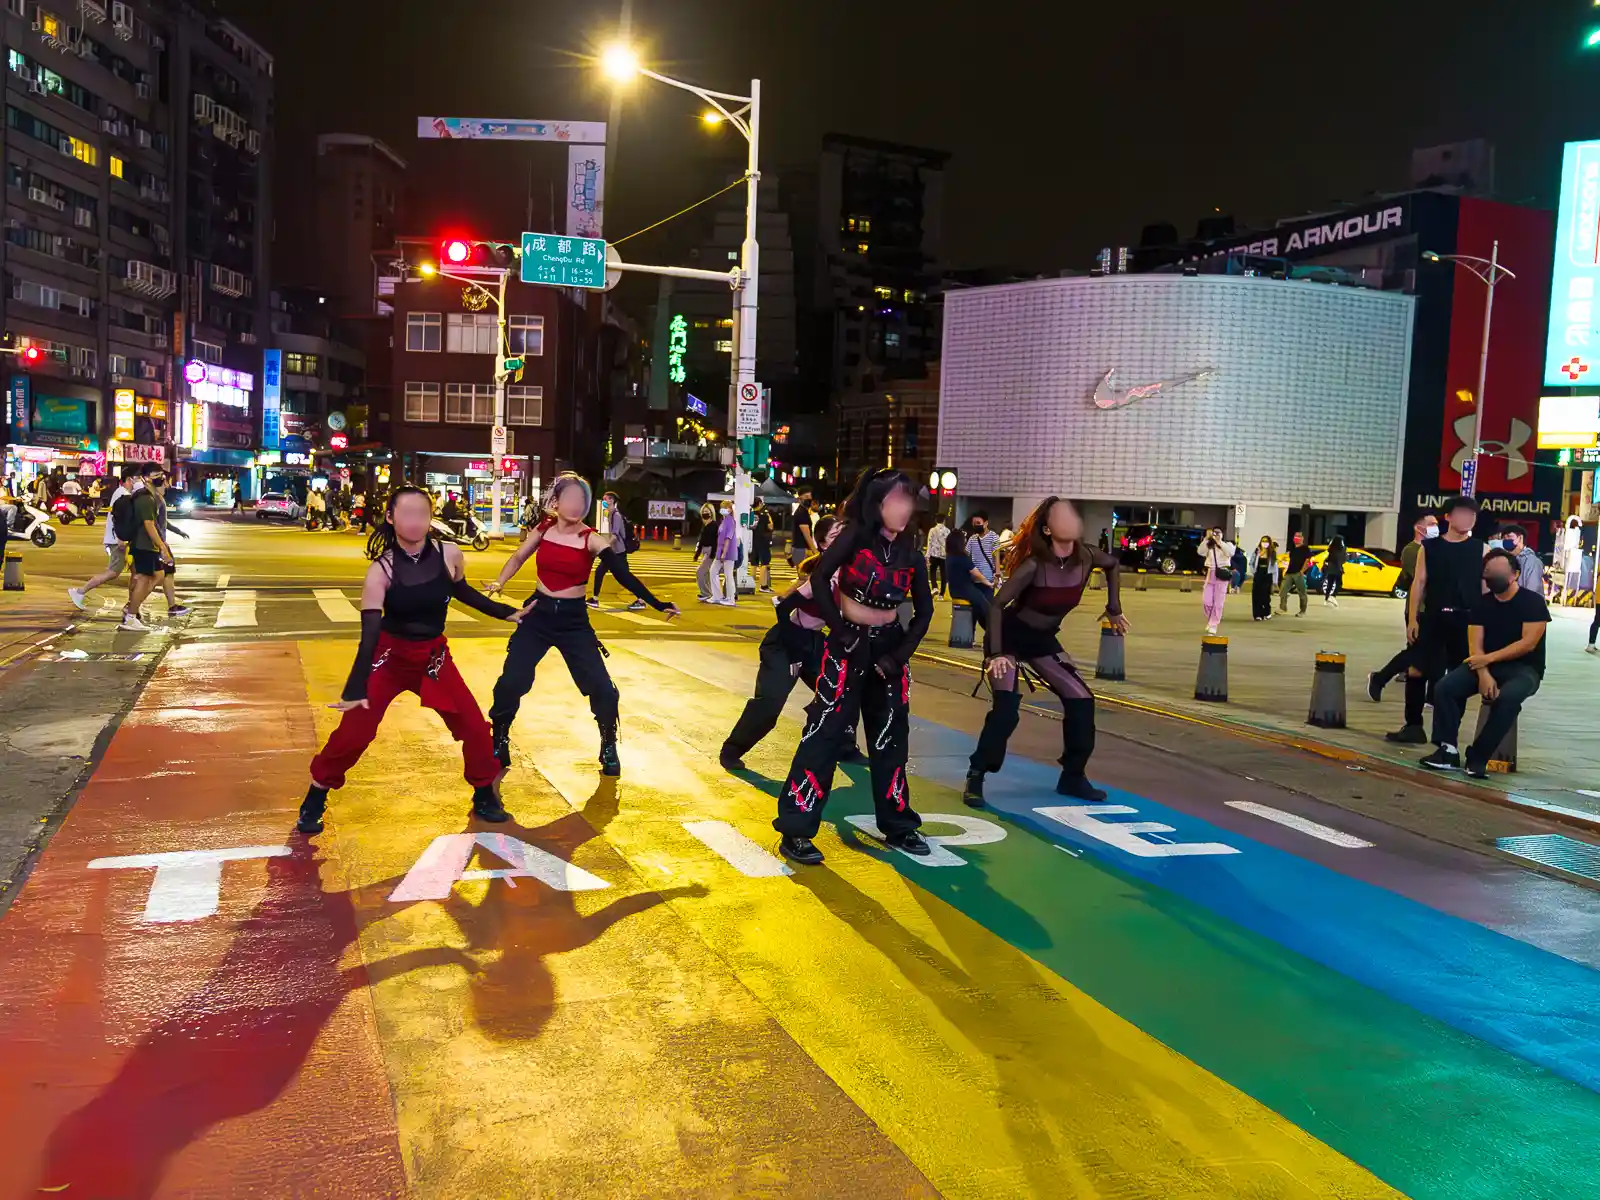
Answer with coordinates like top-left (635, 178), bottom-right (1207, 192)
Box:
top-left (421, 259), bottom-right (511, 539)
top-left (603, 45), bottom-right (761, 586)
top-left (1424, 244), bottom-right (1517, 497)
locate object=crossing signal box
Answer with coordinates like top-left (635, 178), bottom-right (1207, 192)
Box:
top-left (439, 238), bottom-right (518, 270)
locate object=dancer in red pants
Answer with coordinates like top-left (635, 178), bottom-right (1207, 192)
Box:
top-left (298, 486), bottom-right (524, 835)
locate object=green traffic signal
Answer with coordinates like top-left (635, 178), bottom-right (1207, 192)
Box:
top-left (1587, 27), bottom-right (1600, 47)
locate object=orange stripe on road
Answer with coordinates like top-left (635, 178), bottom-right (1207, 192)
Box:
top-left (0, 642), bottom-right (408, 1199)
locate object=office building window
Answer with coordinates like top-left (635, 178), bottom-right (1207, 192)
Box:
top-left (446, 313), bottom-right (497, 355)
top-left (506, 385), bottom-right (543, 426)
top-left (406, 311), bottom-right (441, 352)
top-left (285, 352), bottom-right (320, 375)
top-left (193, 339), bottom-right (223, 363)
top-left (403, 381), bottom-right (440, 423)
top-left (507, 314), bottom-right (544, 356)
top-left (68, 137), bottom-right (97, 167)
top-left (110, 156), bottom-right (124, 179)
top-left (445, 382), bottom-right (494, 424)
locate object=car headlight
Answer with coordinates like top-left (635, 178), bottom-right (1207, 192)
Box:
top-left (179, 497), bottom-right (196, 513)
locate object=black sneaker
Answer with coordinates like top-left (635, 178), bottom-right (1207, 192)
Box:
top-left (627, 599), bottom-right (647, 611)
top-left (779, 834), bottom-right (824, 865)
top-left (599, 740), bottom-right (621, 776)
top-left (1420, 747), bottom-right (1461, 771)
top-left (1057, 772), bottom-right (1108, 801)
top-left (296, 785), bottom-right (329, 835)
top-left (471, 785), bottom-right (511, 822)
top-left (962, 771), bottom-right (986, 808)
top-left (491, 723), bottom-right (513, 771)
top-left (1366, 671), bottom-right (1385, 703)
top-left (1385, 724), bottom-right (1427, 744)
top-left (886, 830), bottom-right (932, 856)
top-left (1463, 756), bottom-right (1490, 780)
top-left (719, 748), bottom-right (745, 771)
top-left (586, 597), bottom-right (601, 609)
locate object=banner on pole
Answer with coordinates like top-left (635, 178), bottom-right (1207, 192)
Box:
top-left (417, 117), bottom-right (606, 144)
top-left (567, 144), bottom-right (605, 238)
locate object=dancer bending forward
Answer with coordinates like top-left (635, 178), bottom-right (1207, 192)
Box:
top-left (773, 469), bottom-right (933, 866)
top-left (486, 472), bottom-right (677, 777)
top-left (299, 486), bottom-right (523, 835)
top-left (963, 497), bottom-right (1127, 808)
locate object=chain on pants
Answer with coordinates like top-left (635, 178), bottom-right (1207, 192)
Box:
top-left (489, 598), bottom-right (619, 735)
top-left (773, 629), bottom-right (920, 839)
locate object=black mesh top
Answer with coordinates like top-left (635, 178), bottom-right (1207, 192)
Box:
top-left (380, 540), bottom-right (453, 639)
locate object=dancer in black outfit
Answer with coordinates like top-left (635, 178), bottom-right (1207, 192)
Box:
top-left (962, 497), bottom-right (1127, 808)
top-left (772, 469), bottom-right (934, 866)
top-left (484, 472), bottom-right (677, 776)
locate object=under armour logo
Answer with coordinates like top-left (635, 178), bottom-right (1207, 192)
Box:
top-left (1451, 414), bottom-right (1531, 481)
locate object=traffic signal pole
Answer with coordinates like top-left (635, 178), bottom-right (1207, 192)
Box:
top-left (492, 267), bottom-right (509, 540)
top-left (730, 78), bottom-right (761, 592)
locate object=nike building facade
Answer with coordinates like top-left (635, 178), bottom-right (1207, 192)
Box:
top-left (938, 273), bottom-right (1416, 550)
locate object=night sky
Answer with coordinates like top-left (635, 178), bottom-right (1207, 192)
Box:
top-left (225, 0), bottom-right (1598, 272)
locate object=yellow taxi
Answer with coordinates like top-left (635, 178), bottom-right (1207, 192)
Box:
top-left (1277, 546), bottom-right (1406, 597)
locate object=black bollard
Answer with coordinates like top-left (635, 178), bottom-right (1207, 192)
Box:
top-left (1194, 636), bottom-right (1228, 702)
top-left (948, 599), bottom-right (975, 649)
top-left (1306, 652), bottom-right (1347, 728)
top-left (1095, 619), bottom-right (1126, 681)
top-left (2, 550), bottom-right (23, 592)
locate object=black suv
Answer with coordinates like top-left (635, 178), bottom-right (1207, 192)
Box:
top-left (1118, 524), bottom-right (1206, 574)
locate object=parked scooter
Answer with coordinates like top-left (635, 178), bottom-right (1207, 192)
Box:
top-left (49, 493), bottom-right (95, 526)
top-left (10, 500), bottom-right (57, 548)
top-left (430, 513), bottom-right (490, 552)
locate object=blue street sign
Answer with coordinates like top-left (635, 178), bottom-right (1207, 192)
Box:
top-left (520, 232), bottom-right (607, 289)
top-left (1460, 456), bottom-right (1478, 498)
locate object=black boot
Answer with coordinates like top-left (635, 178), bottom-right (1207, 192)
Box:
top-left (779, 834), bottom-right (824, 865)
top-left (296, 784), bottom-right (328, 835)
top-left (1058, 698), bottom-right (1107, 801)
top-left (472, 784), bottom-right (510, 823)
top-left (598, 718), bottom-right (621, 776)
top-left (491, 719), bottom-right (513, 771)
top-left (970, 690), bottom-right (1022, 774)
top-left (962, 771), bottom-right (986, 808)
top-left (719, 742), bottom-right (746, 771)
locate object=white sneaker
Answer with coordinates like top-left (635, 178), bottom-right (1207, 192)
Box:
top-left (119, 612), bottom-right (150, 631)
top-left (1586, 645), bottom-right (1599, 655)
top-left (720, 598), bottom-right (737, 606)
top-left (1205, 624), bottom-right (1218, 635)
top-left (67, 587), bottom-right (87, 610)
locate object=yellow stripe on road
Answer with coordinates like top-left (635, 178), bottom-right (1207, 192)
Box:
top-left (296, 636), bottom-right (1403, 1200)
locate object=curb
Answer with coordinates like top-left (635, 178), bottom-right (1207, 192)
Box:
top-left (910, 646), bottom-right (1600, 838)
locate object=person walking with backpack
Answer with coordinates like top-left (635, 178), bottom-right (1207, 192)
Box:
top-left (69, 464), bottom-right (142, 614)
top-left (591, 491), bottom-right (645, 611)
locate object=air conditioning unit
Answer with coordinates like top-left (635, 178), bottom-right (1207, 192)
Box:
top-left (70, 364), bottom-right (90, 378)
top-left (100, 118), bottom-right (115, 133)
top-left (136, 129), bottom-right (151, 148)
top-left (80, 0), bottom-right (107, 22)
top-left (45, 193), bottom-right (66, 211)
top-left (135, 82), bottom-right (149, 100)
top-left (139, 362), bottom-right (159, 380)
top-left (73, 207), bottom-right (93, 229)
top-left (29, 79), bottom-right (48, 96)
top-left (26, 187), bottom-right (51, 206)
top-left (58, 137), bottom-right (73, 155)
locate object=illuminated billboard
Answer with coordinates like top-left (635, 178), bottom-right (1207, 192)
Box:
top-left (1544, 139), bottom-right (1600, 386)
top-left (1536, 395), bottom-right (1600, 448)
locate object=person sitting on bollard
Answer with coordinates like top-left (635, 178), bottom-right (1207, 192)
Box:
top-left (1419, 548), bottom-right (1549, 779)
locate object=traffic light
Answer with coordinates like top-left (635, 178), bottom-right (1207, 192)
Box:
top-left (436, 238), bottom-right (519, 270)
top-left (930, 467), bottom-right (958, 498)
top-left (738, 434), bottom-right (770, 477)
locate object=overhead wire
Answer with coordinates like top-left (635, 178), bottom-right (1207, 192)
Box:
top-left (609, 176), bottom-right (746, 248)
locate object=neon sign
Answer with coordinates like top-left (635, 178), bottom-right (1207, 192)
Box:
top-left (185, 360), bottom-right (253, 409)
top-left (113, 389), bottom-right (135, 441)
top-left (668, 314), bottom-right (687, 384)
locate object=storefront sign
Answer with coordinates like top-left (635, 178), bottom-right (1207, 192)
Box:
top-left (29, 395), bottom-right (96, 450)
top-left (262, 349), bottom-right (282, 451)
top-left (1536, 395), bottom-right (1600, 448)
top-left (647, 500), bottom-right (687, 521)
top-left (113, 389), bottom-right (136, 441)
top-left (465, 458), bottom-right (522, 477)
top-left (1414, 493), bottom-right (1554, 516)
top-left (78, 452), bottom-right (106, 475)
top-left (6, 375), bottom-right (28, 443)
top-left (329, 432), bottom-right (348, 451)
top-left (124, 444), bottom-right (167, 465)
top-left (284, 452), bottom-right (311, 466)
top-left (1544, 139), bottom-right (1600, 386)
top-left (185, 361), bottom-right (253, 409)
top-left (1198, 201), bottom-right (1410, 263)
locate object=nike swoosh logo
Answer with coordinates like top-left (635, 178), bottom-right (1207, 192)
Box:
top-left (1092, 367), bottom-right (1215, 410)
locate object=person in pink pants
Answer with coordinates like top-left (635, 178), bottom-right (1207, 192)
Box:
top-left (1199, 527), bottom-right (1231, 635)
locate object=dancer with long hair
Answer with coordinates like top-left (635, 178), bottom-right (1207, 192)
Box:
top-left (298, 486), bottom-right (524, 835)
top-left (772, 468), bottom-right (934, 865)
top-left (721, 516), bottom-right (842, 768)
top-left (485, 472), bottom-right (678, 776)
top-left (962, 497), bottom-right (1127, 808)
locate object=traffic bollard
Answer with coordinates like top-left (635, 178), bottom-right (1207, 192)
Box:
top-left (1474, 703), bottom-right (1518, 773)
top-left (1094, 619), bottom-right (1126, 681)
top-left (674, 532), bottom-right (683, 550)
top-left (2, 550), bottom-right (23, 591)
top-left (1306, 652), bottom-right (1347, 728)
top-left (1194, 636), bottom-right (1228, 702)
top-left (948, 599), bottom-right (975, 649)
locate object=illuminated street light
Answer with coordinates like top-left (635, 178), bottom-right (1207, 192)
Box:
top-left (701, 110), bottom-right (724, 125)
top-left (418, 263), bottom-right (436, 277)
top-left (600, 43), bottom-right (639, 81)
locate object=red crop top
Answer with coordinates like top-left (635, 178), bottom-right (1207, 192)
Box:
top-left (535, 528), bottom-right (596, 591)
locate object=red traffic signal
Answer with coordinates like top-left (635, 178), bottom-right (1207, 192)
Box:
top-left (443, 239), bottom-right (472, 265)
top-left (22, 346), bottom-right (42, 364)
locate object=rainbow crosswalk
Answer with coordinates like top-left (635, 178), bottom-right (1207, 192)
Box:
top-left (0, 629), bottom-right (1595, 1198)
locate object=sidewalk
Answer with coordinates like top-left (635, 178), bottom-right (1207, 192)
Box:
top-left (0, 574), bottom-right (86, 669)
top-left (913, 586), bottom-right (1600, 827)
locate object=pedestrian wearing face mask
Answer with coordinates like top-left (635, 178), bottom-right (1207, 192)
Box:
top-left (1498, 526), bottom-right (1544, 594)
top-left (1249, 535), bottom-right (1279, 621)
top-left (1368, 513), bottom-right (1437, 702)
top-left (1198, 526), bottom-right (1231, 634)
top-left (1419, 548), bottom-right (1549, 779)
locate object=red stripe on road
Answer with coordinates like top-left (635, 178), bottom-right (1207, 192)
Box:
top-left (0, 642), bottom-right (407, 1200)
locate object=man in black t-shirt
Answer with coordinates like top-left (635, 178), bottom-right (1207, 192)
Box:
top-left (1420, 548), bottom-right (1549, 778)
top-left (1278, 533), bottom-right (1313, 615)
top-left (789, 494), bottom-right (816, 568)
top-left (1387, 495), bottom-right (1484, 744)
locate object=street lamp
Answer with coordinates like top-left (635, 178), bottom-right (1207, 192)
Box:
top-left (601, 44), bottom-right (762, 588)
top-left (1423, 244), bottom-right (1517, 498)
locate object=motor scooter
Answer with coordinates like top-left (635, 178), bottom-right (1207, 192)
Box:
top-left (49, 493), bottom-right (95, 526)
top-left (8, 500), bottom-right (57, 547)
top-left (430, 512), bottom-right (490, 552)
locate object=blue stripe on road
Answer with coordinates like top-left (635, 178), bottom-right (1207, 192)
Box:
top-left (904, 715), bottom-right (1600, 1094)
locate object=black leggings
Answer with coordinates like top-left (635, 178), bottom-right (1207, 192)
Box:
top-left (1322, 567), bottom-right (1343, 598)
top-left (489, 596), bottom-right (619, 734)
top-left (1590, 606), bottom-right (1599, 646)
top-left (774, 626), bottom-right (918, 840)
top-left (1251, 570), bottom-right (1274, 619)
top-left (929, 557), bottom-right (946, 596)
top-left (723, 621), bottom-right (858, 759)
